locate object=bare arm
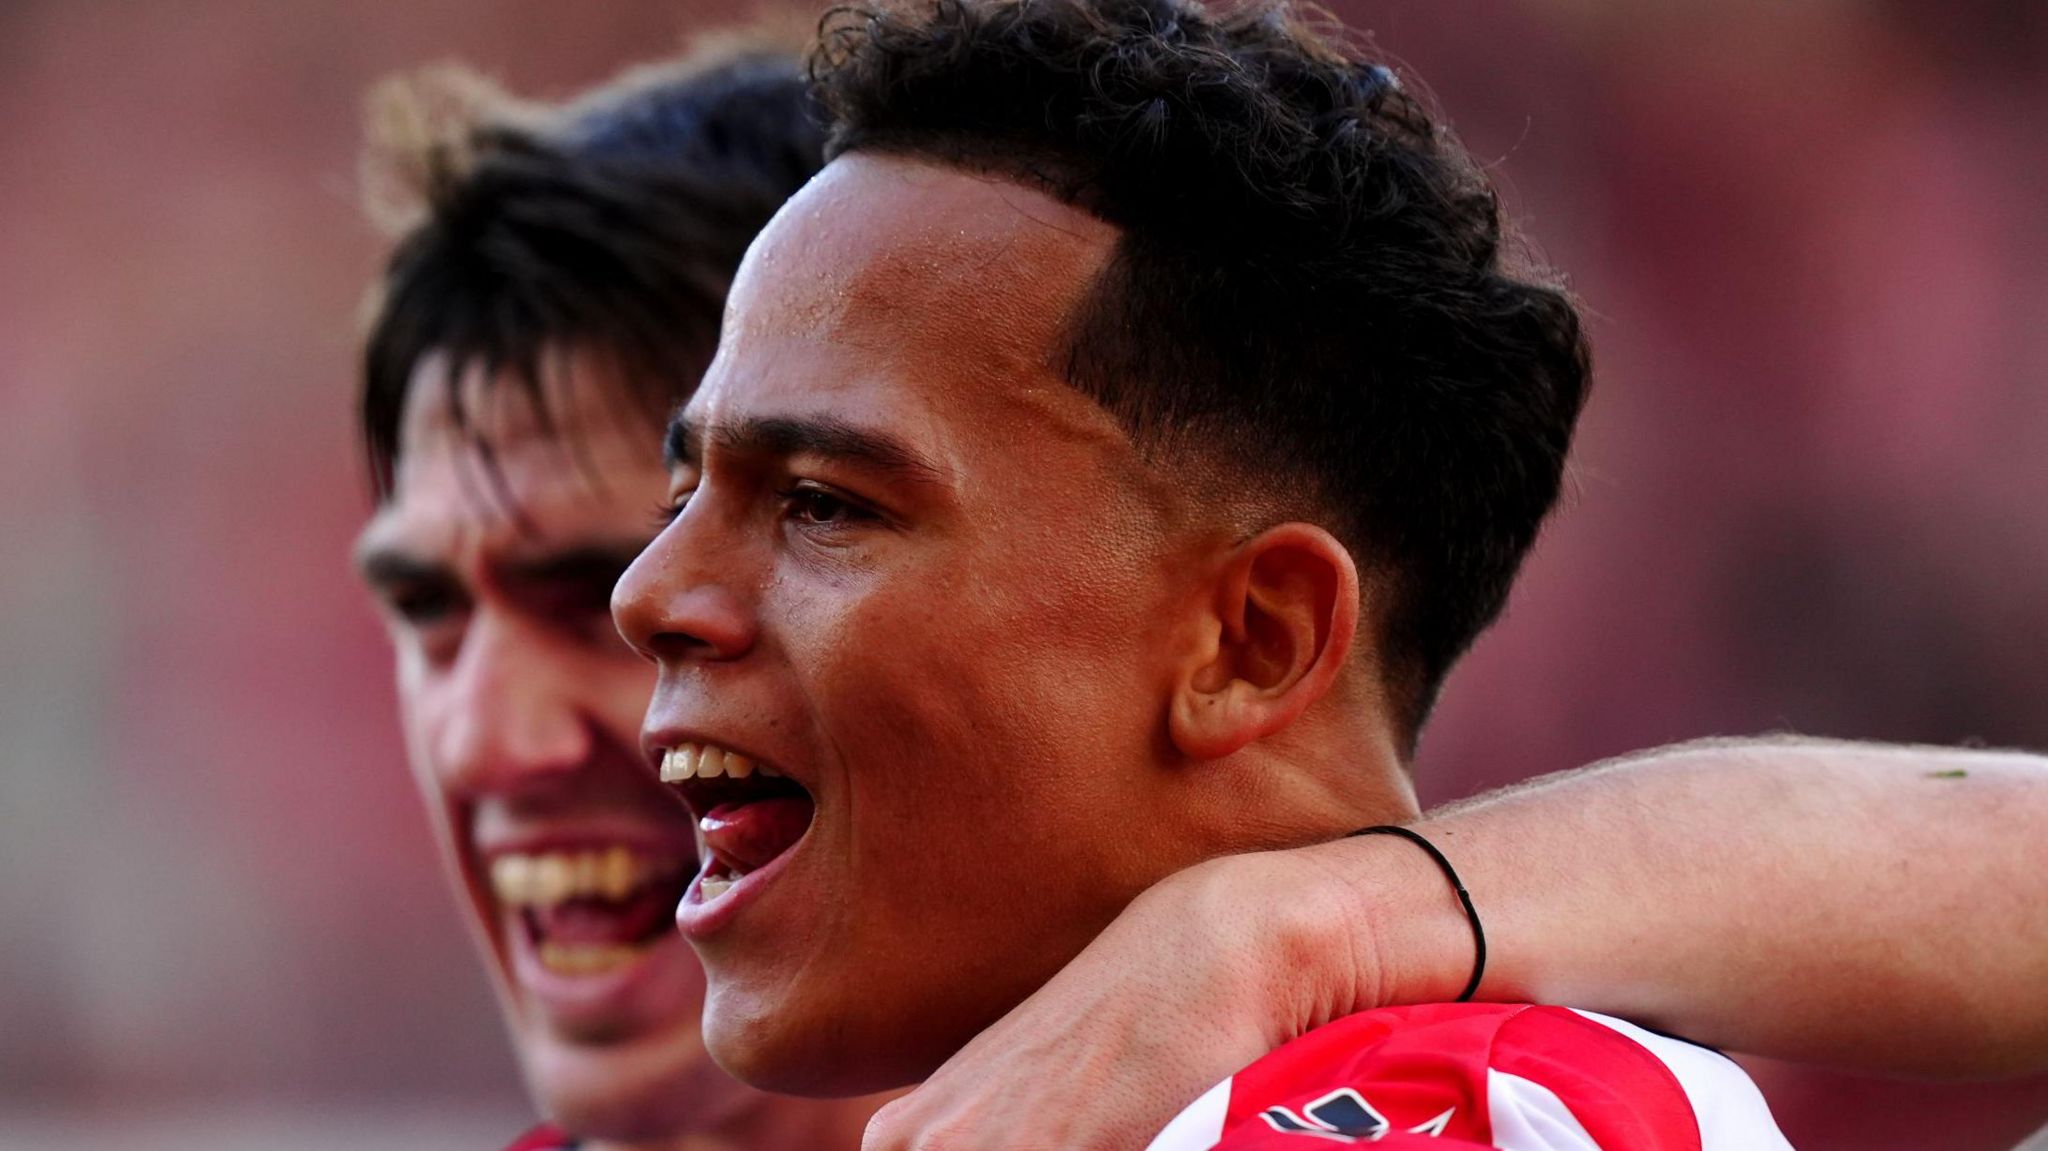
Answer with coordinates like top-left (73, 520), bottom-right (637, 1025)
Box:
top-left (863, 739), bottom-right (2048, 1150)
top-left (1373, 738), bottom-right (2048, 1075)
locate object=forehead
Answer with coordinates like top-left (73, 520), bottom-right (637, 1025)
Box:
top-left (360, 352), bottom-right (667, 561)
top-left (692, 153), bottom-right (1123, 447)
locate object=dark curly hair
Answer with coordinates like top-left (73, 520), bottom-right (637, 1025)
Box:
top-left (810, 0), bottom-right (1591, 740)
top-left (358, 44), bottom-right (826, 499)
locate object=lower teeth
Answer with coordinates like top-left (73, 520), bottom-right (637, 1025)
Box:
top-left (700, 874), bottom-right (737, 900)
top-left (536, 940), bottom-right (643, 975)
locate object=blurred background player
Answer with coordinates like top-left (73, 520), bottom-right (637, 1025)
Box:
top-left (350, 42), bottom-right (889, 1151)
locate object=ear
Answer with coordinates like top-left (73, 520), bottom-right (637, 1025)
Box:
top-left (1169, 522), bottom-right (1360, 761)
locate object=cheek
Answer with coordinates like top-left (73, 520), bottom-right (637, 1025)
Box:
top-left (791, 573), bottom-right (1169, 1061)
top-left (392, 656), bottom-right (446, 790)
top-left (805, 541), bottom-right (1169, 865)
top-left (391, 673), bottom-right (473, 872)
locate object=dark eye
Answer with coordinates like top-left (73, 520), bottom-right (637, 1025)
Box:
top-left (782, 483), bottom-right (873, 527)
top-left (386, 582), bottom-right (465, 627)
top-left (650, 488), bottom-right (695, 529)
top-left (378, 580), bottom-right (471, 665)
top-left (532, 569), bottom-right (629, 624)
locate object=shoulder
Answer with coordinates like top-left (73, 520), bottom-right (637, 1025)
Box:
top-left (1146, 1003), bottom-right (1792, 1151)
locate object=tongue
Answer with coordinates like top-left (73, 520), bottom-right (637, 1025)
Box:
top-left (701, 797), bottom-right (813, 874)
top-left (528, 887), bottom-right (675, 946)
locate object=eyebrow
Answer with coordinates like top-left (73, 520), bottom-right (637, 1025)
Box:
top-left (354, 545), bottom-right (449, 590)
top-left (354, 539), bottom-right (651, 590)
top-left (494, 542), bottom-right (650, 587)
top-left (664, 412), bottom-right (946, 485)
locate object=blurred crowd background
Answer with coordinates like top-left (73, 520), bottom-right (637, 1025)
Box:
top-left (1, 0), bottom-right (2043, 1146)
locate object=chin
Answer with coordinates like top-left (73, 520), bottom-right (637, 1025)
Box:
top-left (522, 1027), bottom-right (754, 1144)
top-left (701, 978), bottom-right (955, 1100)
top-left (703, 991), bottom-right (836, 1097)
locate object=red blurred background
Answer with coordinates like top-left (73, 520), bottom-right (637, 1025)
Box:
top-left (1, 1), bottom-right (2043, 1146)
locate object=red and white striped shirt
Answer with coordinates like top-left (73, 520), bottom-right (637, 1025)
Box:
top-left (1147, 1003), bottom-right (1793, 1150)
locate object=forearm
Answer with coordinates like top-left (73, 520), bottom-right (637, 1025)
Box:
top-left (1319, 738), bottom-right (2048, 1077)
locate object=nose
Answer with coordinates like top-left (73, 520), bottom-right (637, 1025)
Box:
top-left (612, 514), bottom-right (758, 667)
top-left (430, 608), bottom-right (594, 796)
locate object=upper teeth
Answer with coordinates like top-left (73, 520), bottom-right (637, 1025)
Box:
top-left (489, 846), bottom-right (684, 907)
top-left (660, 741), bottom-right (780, 783)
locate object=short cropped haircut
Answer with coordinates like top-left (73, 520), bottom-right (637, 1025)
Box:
top-left (810, 0), bottom-right (1592, 738)
top-left (358, 45), bottom-right (826, 498)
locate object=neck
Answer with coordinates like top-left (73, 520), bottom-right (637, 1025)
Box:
top-left (1174, 695), bottom-right (1420, 861)
top-left (584, 1092), bottom-right (894, 1151)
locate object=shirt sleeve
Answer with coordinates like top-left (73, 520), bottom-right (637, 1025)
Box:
top-left (1144, 1003), bottom-right (1793, 1151)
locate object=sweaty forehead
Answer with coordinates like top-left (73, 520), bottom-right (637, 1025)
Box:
top-left (727, 153), bottom-right (1120, 381)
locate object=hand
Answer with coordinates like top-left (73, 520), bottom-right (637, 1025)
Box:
top-left (861, 841), bottom-right (1451, 1151)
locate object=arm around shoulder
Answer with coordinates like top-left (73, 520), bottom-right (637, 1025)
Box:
top-left (1349, 738), bottom-right (2048, 1077)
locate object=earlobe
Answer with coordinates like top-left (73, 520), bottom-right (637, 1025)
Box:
top-left (1169, 678), bottom-right (1261, 760)
top-left (1167, 523), bottom-right (1359, 762)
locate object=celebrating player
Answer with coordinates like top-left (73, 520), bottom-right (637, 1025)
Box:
top-left (611, 2), bottom-right (2046, 1147)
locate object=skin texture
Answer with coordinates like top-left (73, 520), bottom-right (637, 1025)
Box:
top-left (354, 354), bottom-right (881, 1150)
top-left (612, 153), bottom-right (1418, 1097)
top-left (863, 741), bottom-right (2048, 1151)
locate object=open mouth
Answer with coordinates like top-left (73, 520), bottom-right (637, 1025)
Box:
top-left (488, 845), bottom-right (695, 975)
top-left (658, 742), bottom-right (815, 902)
